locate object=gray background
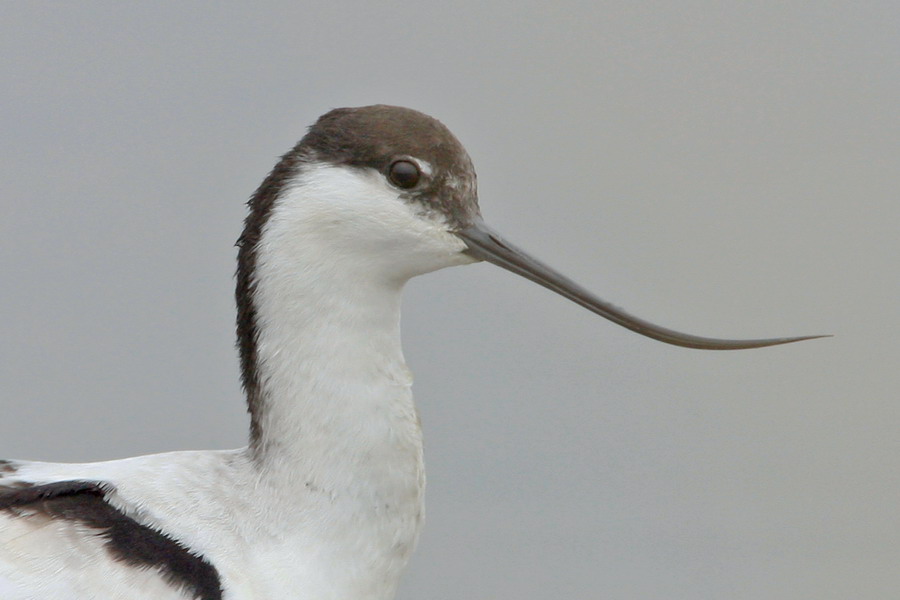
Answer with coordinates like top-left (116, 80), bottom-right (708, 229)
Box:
top-left (1, 2), bottom-right (897, 599)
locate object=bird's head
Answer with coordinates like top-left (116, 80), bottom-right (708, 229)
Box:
top-left (239, 104), bottom-right (825, 350)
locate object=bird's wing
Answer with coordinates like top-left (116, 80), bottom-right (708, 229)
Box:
top-left (0, 464), bottom-right (222, 600)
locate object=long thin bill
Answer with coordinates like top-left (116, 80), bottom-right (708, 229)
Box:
top-left (457, 219), bottom-right (828, 350)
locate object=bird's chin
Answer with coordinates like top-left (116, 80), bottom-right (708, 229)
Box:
top-left (401, 249), bottom-right (479, 282)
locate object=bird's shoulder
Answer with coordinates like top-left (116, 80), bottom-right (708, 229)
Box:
top-left (0, 453), bottom-right (233, 600)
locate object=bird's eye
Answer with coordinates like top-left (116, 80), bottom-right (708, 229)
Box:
top-left (387, 160), bottom-right (421, 189)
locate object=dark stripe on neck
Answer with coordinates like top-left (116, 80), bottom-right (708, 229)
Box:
top-left (0, 480), bottom-right (223, 600)
top-left (236, 141), bottom-right (309, 451)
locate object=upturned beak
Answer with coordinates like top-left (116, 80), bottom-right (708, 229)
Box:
top-left (457, 218), bottom-right (827, 350)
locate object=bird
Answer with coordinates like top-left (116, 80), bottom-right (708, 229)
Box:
top-left (0, 105), bottom-right (825, 600)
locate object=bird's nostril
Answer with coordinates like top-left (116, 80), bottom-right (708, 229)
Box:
top-left (488, 234), bottom-right (509, 250)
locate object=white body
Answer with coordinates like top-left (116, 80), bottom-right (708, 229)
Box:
top-left (0, 163), bottom-right (476, 600)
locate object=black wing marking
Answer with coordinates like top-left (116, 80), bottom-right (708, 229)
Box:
top-left (0, 480), bottom-right (222, 600)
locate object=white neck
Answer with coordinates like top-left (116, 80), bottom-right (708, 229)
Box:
top-left (239, 163), bottom-right (478, 598)
top-left (252, 258), bottom-right (423, 594)
top-left (251, 266), bottom-right (419, 475)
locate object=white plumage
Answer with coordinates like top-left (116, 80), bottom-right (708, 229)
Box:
top-left (0, 160), bottom-right (468, 599)
top-left (0, 105), bottom-right (818, 600)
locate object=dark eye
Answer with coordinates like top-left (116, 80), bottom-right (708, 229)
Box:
top-left (388, 160), bottom-right (421, 189)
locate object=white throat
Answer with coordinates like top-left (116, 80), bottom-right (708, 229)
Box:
top-left (242, 163), bottom-right (472, 598)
